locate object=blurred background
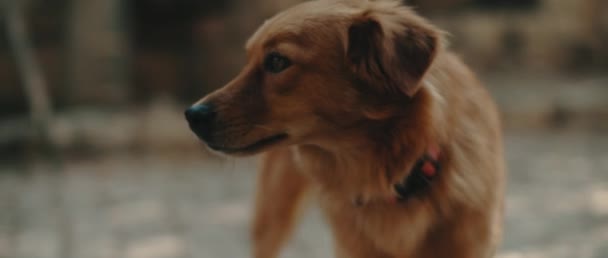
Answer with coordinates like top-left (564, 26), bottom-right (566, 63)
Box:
top-left (0, 0), bottom-right (607, 257)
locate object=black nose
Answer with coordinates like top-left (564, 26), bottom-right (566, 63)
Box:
top-left (185, 104), bottom-right (215, 126)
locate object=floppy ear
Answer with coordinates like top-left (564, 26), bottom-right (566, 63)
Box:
top-left (346, 16), bottom-right (439, 97)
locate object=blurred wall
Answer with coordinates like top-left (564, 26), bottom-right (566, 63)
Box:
top-left (0, 0), bottom-right (607, 117)
top-left (423, 0), bottom-right (608, 73)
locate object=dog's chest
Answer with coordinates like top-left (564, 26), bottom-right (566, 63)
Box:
top-left (293, 145), bottom-right (392, 203)
top-left (318, 187), bottom-right (433, 256)
top-left (292, 146), bottom-right (432, 253)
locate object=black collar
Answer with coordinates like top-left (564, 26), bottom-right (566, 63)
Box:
top-left (393, 147), bottom-right (441, 201)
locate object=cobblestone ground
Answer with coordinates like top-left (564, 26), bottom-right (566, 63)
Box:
top-left (1, 130), bottom-right (607, 258)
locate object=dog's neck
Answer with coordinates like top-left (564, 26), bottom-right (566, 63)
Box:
top-left (295, 87), bottom-right (443, 203)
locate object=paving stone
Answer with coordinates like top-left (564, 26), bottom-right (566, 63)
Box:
top-left (14, 230), bottom-right (60, 258)
top-left (0, 131), bottom-right (606, 258)
top-left (124, 234), bottom-right (186, 258)
top-left (0, 173), bottom-right (18, 258)
top-left (0, 232), bottom-right (10, 258)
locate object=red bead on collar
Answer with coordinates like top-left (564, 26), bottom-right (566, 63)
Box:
top-left (393, 144), bottom-right (442, 201)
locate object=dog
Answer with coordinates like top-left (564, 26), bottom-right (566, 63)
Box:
top-left (185, 0), bottom-right (505, 257)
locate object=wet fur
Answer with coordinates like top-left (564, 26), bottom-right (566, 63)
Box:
top-left (192, 0), bottom-right (505, 257)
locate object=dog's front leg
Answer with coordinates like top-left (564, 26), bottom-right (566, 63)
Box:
top-left (252, 149), bottom-right (311, 258)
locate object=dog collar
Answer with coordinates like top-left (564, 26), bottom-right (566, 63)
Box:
top-left (393, 144), bottom-right (441, 202)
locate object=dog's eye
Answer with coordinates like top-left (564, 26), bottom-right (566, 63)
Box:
top-left (263, 52), bottom-right (291, 74)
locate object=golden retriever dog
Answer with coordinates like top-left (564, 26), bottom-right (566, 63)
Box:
top-left (185, 0), bottom-right (505, 257)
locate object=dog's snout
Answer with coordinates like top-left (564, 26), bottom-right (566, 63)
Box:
top-left (185, 104), bottom-right (216, 140)
top-left (185, 104), bottom-right (215, 124)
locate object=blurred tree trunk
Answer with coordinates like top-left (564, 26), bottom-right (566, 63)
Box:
top-left (5, 0), bottom-right (54, 153)
top-left (67, 0), bottom-right (129, 106)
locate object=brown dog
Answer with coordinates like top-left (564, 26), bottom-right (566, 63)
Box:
top-left (185, 0), bottom-right (505, 257)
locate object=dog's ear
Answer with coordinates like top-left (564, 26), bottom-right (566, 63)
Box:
top-left (346, 15), bottom-right (439, 97)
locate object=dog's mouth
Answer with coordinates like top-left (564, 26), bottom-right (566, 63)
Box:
top-left (207, 133), bottom-right (289, 154)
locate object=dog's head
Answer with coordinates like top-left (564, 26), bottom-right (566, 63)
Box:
top-left (185, 0), bottom-right (443, 155)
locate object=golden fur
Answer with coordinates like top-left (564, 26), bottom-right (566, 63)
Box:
top-left (190, 0), bottom-right (505, 257)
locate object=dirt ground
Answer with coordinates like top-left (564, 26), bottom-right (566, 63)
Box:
top-left (0, 130), bottom-right (607, 258)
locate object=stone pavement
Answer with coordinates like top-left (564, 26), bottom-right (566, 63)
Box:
top-left (0, 130), bottom-right (607, 258)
